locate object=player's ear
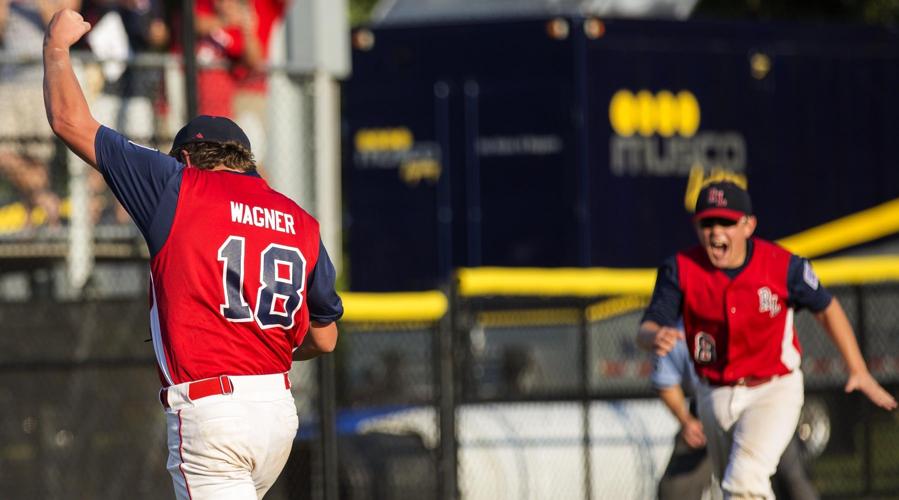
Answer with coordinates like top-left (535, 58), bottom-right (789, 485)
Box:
top-left (743, 215), bottom-right (757, 237)
top-left (180, 149), bottom-right (193, 168)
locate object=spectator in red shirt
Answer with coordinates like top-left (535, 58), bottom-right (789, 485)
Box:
top-left (194, 0), bottom-right (262, 117)
top-left (195, 0), bottom-right (286, 166)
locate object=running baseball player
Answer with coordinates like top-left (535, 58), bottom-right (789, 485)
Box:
top-left (637, 180), bottom-right (896, 499)
top-left (653, 335), bottom-right (819, 500)
top-left (44, 9), bottom-right (343, 499)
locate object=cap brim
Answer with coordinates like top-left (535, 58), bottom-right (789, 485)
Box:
top-left (693, 208), bottom-right (746, 222)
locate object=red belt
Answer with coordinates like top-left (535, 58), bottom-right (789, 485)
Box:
top-left (706, 375), bottom-right (774, 388)
top-left (160, 374), bottom-right (290, 409)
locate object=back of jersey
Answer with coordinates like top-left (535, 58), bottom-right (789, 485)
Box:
top-left (150, 167), bottom-right (321, 386)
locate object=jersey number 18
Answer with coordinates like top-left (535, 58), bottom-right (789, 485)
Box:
top-left (217, 235), bottom-right (307, 329)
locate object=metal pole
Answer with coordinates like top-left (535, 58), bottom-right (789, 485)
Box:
top-left (463, 80), bottom-right (481, 267)
top-left (66, 148), bottom-right (93, 292)
top-left (435, 81), bottom-right (452, 282)
top-left (319, 354), bottom-right (339, 500)
top-left (437, 285), bottom-right (458, 500)
top-left (181, 0), bottom-right (198, 119)
top-left (266, 20), bottom-right (312, 206)
top-left (312, 70), bottom-right (342, 271)
top-left (580, 302), bottom-right (593, 500)
top-left (855, 286), bottom-right (873, 496)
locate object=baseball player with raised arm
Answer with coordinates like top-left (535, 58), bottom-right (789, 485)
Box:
top-left (637, 180), bottom-right (896, 499)
top-left (44, 9), bottom-right (343, 499)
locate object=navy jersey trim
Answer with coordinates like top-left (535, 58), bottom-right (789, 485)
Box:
top-left (95, 126), bottom-right (185, 255)
top-left (307, 241), bottom-right (344, 323)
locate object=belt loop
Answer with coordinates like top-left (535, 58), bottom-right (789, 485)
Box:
top-left (283, 372), bottom-right (291, 389)
top-left (219, 375), bottom-right (233, 395)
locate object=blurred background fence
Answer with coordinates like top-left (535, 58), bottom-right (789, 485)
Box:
top-left (3, 254), bottom-right (899, 498)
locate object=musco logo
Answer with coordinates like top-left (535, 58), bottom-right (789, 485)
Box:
top-left (694, 332), bottom-right (716, 365)
top-left (607, 89), bottom-right (747, 177)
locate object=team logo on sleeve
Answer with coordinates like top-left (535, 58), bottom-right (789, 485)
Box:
top-left (757, 286), bottom-right (781, 318)
top-left (803, 261), bottom-right (820, 290)
top-left (694, 332), bottom-right (716, 364)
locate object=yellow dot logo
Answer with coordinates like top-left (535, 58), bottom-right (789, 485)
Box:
top-left (355, 127), bottom-right (414, 152)
top-left (609, 89), bottom-right (701, 138)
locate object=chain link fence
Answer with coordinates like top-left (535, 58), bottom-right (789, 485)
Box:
top-left (451, 284), bottom-right (899, 500)
top-left (2, 282), bottom-right (899, 499)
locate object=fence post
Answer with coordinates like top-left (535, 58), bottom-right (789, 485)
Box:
top-left (580, 300), bottom-right (593, 500)
top-left (319, 354), bottom-right (339, 500)
top-left (855, 286), bottom-right (874, 496)
top-left (66, 148), bottom-right (93, 292)
top-left (436, 284), bottom-right (458, 500)
top-left (180, 0), bottom-right (198, 119)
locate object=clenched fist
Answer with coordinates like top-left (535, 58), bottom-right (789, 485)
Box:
top-left (44, 9), bottom-right (91, 50)
top-left (651, 326), bottom-right (684, 356)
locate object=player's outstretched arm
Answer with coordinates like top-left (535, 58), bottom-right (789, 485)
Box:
top-left (43, 8), bottom-right (100, 169)
top-left (815, 298), bottom-right (898, 411)
top-left (637, 320), bottom-right (685, 356)
top-left (293, 321), bottom-right (339, 361)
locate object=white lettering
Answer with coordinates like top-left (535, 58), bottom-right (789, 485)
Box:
top-left (610, 132), bottom-right (747, 177)
top-left (230, 201), bottom-right (244, 223)
top-left (229, 201), bottom-right (297, 234)
top-left (284, 214), bottom-right (295, 235)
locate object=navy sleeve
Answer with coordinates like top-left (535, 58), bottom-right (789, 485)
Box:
top-left (307, 240), bottom-right (344, 323)
top-left (94, 126), bottom-right (184, 254)
top-left (641, 256), bottom-right (684, 326)
top-left (787, 255), bottom-right (833, 313)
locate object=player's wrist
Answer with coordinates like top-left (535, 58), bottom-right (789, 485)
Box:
top-left (43, 37), bottom-right (73, 53)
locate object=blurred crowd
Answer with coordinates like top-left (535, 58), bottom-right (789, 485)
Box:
top-left (0, 0), bottom-right (287, 231)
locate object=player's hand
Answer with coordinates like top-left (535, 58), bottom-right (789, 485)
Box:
top-left (652, 326), bottom-right (685, 357)
top-left (681, 417), bottom-right (706, 449)
top-left (845, 371), bottom-right (897, 411)
top-left (44, 8), bottom-right (91, 50)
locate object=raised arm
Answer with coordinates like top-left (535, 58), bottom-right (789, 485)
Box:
top-left (42, 9), bottom-right (100, 169)
top-left (815, 297), bottom-right (897, 410)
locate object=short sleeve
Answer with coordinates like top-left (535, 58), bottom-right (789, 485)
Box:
top-left (307, 241), bottom-right (344, 323)
top-left (786, 255), bottom-right (833, 313)
top-left (94, 126), bottom-right (184, 253)
top-left (641, 256), bottom-right (683, 326)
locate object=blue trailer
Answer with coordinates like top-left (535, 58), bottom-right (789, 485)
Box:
top-left (343, 16), bottom-right (899, 291)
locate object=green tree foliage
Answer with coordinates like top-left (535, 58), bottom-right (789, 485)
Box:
top-left (349, 0), bottom-right (380, 26)
top-left (695, 0), bottom-right (899, 26)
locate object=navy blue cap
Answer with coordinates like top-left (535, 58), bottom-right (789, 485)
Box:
top-left (172, 115), bottom-right (251, 151)
top-left (694, 181), bottom-right (753, 222)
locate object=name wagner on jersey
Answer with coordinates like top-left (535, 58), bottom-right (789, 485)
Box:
top-left (230, 201), bottom-right (296, 234)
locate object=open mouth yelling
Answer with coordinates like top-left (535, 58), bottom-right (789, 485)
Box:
top-left (709, 239), bottom-right (729, 262)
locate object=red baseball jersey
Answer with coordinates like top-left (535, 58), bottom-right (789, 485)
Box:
top-left (677, 238), bottom-right (802, 384)
top-left (149, 167), bottom-right (321, 386)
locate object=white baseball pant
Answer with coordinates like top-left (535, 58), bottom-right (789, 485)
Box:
top-left (162, 373), bottom-right (299, 500)
top-left (696, 370), bottom-right (804, 500)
